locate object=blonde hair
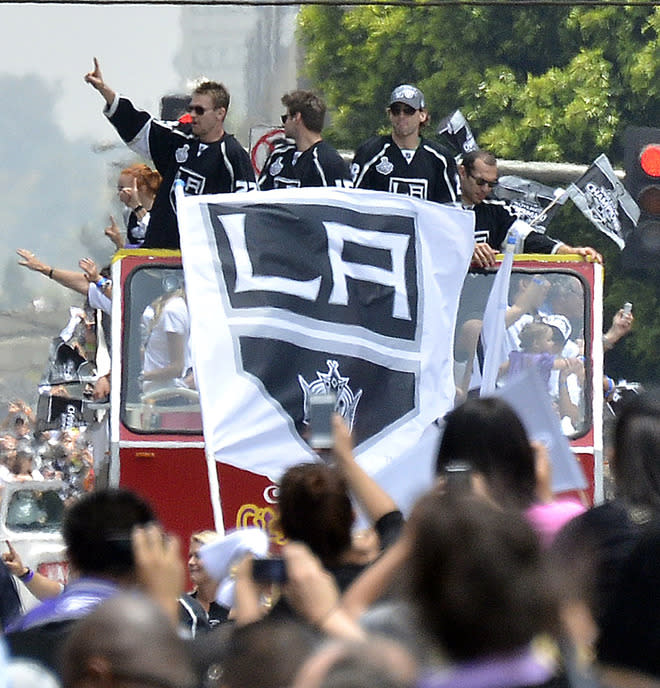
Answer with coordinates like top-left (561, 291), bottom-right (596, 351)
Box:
top-left (190, 530), bottom-right (222, 547)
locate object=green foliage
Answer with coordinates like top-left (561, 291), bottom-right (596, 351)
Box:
top-left (298, 3), bottom-right (660, 385)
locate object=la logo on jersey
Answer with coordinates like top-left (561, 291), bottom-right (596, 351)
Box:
top-left (389, 177), bottom-right (428, 200)
top-left (169, 168), bottom-right (207, 211)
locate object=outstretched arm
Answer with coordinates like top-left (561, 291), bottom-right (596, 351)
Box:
top-left (84, 57), bottom-right (117, 107)
top-left (3, 541), bottom-right (63, 600)
top-left (17, 249), bottom-right (89, 296)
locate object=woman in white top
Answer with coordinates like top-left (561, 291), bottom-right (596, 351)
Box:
top-left (141, 288), bottom-right (190, 395)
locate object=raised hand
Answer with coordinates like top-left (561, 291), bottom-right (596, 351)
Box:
top-left (2, 540), bottom-right (26, 577)
top-left (83, 57), bottom-right (104, 91)
top-left (118, 176), bottom-right (141, 211)
top-left (79, 257), bottom-right (100, 283)
top-left (16, 248), bottom-right (48, 274)
top-left (84, 57), bottom-right (116, 106)
top-left (105, 215), bottom-right (124, 250)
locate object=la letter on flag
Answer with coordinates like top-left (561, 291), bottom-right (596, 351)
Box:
top-left (177, 187), bottom-right (474, 480)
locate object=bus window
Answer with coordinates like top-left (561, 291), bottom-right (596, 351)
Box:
top-left (121, 266), bottom-right (202, 434)
top-left (454, 268), bottom-right (590, 438)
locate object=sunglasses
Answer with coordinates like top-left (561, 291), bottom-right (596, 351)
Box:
top-left (186, 105), bottom-right (212, 116)
top-left (389, 104), bottom-right (417, 116)
top-left (469, 173), bottom-right (498, 189)
top-left (281, 112), bottom-right (294, 124)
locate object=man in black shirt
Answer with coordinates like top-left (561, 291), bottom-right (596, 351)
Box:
top-left (461, 150), bottom-right (602, 266)
top-left (351, 84), bottom-right (460, 204)
top-left (259, 90), bottom-right (351, 190)
top-left (85, 58), bottom-right (256, 250)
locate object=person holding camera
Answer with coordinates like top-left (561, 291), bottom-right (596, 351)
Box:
top-left (4, 489), bottom-right (182, 677)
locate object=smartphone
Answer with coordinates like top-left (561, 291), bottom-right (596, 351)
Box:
top-left (308, 392), bottom-right (336, 449)
top-left (252, 558), bottom-right (287, 584)
top-left (443, 460), bottom-right (473, 493)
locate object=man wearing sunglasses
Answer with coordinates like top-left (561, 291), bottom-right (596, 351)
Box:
top-left (258, 90), bottom-right (351, 190)
top-left (351, 84), bottom-right (460, 204)
top-left (460, 150), bottom-right (602, 267)
top-left (85, 58), bottom-right (256, 250)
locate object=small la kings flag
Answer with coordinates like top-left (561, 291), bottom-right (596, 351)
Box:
top-left (437, 109), bottom-right (479, 157)
top-left (567, 154), bottom-right (639, 249)
top-left (492, 175), bottom-right (566, 233)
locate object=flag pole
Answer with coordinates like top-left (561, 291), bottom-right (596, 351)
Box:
top-left (527, 189), bottom-right (568, 227)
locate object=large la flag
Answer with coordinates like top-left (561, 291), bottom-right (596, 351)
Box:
top-left (177, 187), bottom-right (474, 480)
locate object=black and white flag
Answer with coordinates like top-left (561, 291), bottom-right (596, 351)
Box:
top-left (567, 154), bottom-right (639, 249)
top-left (492, 175), bottom-right (566, 233)
top-left (437, 109), bottom-right (479, 157)
top-left (177, 187), bottom-right (474, 480)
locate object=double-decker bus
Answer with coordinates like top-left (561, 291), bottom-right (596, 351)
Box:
top-left (105, 248), bottom-right (603, 546)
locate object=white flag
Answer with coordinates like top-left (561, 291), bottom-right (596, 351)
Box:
top-left (480, 232), bottom-right (517, 396)
top-left (177, 187), bottom-right (474, 481)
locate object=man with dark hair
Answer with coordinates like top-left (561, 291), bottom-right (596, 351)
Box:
top-left (258, 90), bottom-right (351, 190)
top-left (460, 149), bottom-right (602, 266)
top-left (407, 492), bottom-right (561, 679)
top-left (85, 58), bottom-right (256, 250)
top-left (277, 462), bottom-right (354, 571)
top-left (351, 84), bottom-right (460, 204)
top-left (5, 488), bottom-right (156, 674)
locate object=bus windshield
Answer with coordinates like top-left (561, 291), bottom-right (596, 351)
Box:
top-left (453, 267), bottom-right (591, 438)
top-left (122, 265), bottom-right (202, 434)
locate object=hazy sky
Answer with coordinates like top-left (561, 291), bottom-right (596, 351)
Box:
top-left (0, 3), bottom-right (182, 143)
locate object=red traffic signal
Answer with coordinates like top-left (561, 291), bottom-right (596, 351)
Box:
top-left (639, 144), bottom-right (660, 178)
top-left (623, 127), bottom-right (660, 267)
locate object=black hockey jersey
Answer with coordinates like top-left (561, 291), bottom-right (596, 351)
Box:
top-left (473, 200), bottom-right (560, 254)
top-left (106, 96), bottom-right (256, 249)
top-left (258, 140), bottom-right (352, 190)
top-left (351, 135), bottom-right (460, 204)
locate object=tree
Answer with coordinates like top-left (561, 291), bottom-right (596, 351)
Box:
top-left (298, 3), bottom-right (660, 385)
top-left (299, 4), bottom-right (660, 160)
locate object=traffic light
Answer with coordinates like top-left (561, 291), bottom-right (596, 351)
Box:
top-left (623, 126), bottom-right (660, 267)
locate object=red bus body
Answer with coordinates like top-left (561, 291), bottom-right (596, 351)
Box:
top-left (109, 250), bottom-right (603, 546)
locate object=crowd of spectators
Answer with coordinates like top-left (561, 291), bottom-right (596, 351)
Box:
top-left (0, 399), bottom-right (94, 497)
top-left (0, 393), bottom-right (657, 688)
